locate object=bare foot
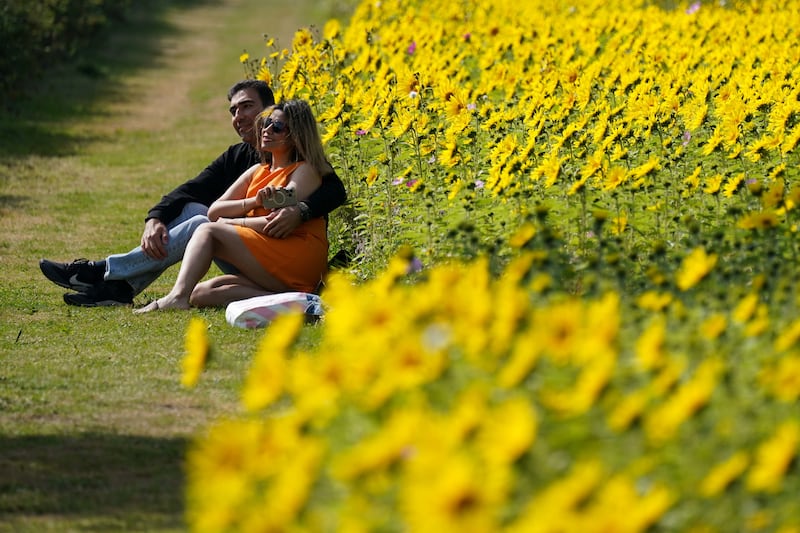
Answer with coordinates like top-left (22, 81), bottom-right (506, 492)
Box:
top-left (134, 296), bottom-right (190, 314)
top-left (134, 299), bottom-right (162, 314)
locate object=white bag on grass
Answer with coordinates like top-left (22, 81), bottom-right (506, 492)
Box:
top-left (225, 292), bottom-right (323, 329)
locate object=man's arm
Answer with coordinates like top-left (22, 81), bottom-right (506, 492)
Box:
top-left (302, 169), bottom-right (347, 218)
top-left (146, 143), bottom-right (260, 225)
top-left (146, 161), bottom-right (229, 225)
top-left (140, 143), bottom-right (260, 258)
top-left (262, 168), bottom-right (347, 239)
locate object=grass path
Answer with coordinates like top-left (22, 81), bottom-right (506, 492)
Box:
top-left (0, 0), bottom-right (331, 530)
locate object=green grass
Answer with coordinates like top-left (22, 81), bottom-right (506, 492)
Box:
top-left (0, 0), bottom-right (334, 530)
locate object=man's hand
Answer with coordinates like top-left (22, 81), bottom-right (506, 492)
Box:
top-left (264, 205), bottom-right (303, 238)
top-left (141, 218), bottom-right (169, 259)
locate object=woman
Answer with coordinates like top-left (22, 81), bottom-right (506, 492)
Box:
top-left (135, 99), bottom-right (331, 313)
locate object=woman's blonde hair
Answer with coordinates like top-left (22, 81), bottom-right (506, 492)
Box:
top-left (254, 99), bottom-right (331, 174)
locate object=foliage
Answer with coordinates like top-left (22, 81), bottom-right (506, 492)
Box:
top-left (243, 0), bottom-right (800, 288)
top-left (0, 0), bottom-right (131, 102)
top-left (184, 0), bottom-right (800, 531)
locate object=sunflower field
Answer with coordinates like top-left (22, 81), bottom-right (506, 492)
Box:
top-left (184, 0), bottom-right (800, 531)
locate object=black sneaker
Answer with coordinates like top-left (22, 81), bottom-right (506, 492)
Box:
top-left (63, 280), bottom-right (134, 307)
top-left (39, 258), bottom-right (105, 291)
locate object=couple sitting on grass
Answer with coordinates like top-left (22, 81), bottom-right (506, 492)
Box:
top-left (39, 80), bottom-right (346, 313)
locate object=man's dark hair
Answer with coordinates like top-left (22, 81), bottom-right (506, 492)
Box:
top-left (227, 80), bottom-right (275, 107)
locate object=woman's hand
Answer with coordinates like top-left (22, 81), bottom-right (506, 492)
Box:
top-left (255, 186), bottom-right (271, 207)
top-left (258, 185), bottom-right (298, 209)
top-left (256, 185), bottom-right (283, 207)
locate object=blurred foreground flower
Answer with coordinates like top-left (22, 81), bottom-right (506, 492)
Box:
top-left (675, 247), bottom-right (718, 291)
top-left (747, 420), bottom-right (800, 493)
top-left (182, 317), bottom-right (210, 388)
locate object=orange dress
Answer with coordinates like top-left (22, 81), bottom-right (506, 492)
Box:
top-left (235, 162), bottom-right (328, 293)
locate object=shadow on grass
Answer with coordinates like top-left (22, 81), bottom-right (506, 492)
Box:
top-left (0, 0), bottom-right (215, 159)
top-left (0, 194), bottom-right (29, 211)
top-left (0, 433), bottom-right (187, 524)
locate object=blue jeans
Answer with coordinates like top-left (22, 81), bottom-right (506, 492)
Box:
top-left (105, 203), bottom-right (237, 295)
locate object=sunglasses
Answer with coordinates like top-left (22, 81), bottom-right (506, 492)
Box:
top-left (263, 118), bottom-right (288, 134)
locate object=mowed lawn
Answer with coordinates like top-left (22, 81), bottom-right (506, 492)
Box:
top-left (0, 0), bottom-right (335, 530)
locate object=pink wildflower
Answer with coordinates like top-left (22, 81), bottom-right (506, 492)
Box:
top-left (407, 257), bottom-right (424, 274)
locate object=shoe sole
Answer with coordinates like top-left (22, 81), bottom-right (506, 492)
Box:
top-left (40, 260), bottom-right (94, 291)
top-left (63, 294), bottom-right (131, 307)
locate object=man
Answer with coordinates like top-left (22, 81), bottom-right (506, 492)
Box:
top-left (39, 79), bottom-right (347, 306)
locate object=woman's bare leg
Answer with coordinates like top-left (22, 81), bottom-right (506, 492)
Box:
top-left (190, 274), bottom-right (277, 307)
top-left (136, 223), bottom-right (290, 313)
top-left (136, 223), bottom-right (230, 313)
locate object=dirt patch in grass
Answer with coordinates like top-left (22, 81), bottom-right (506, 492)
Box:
top-left (97, 2), bottom-right (235, 134)
top-left (97, 0), bottom-right (308, 135)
